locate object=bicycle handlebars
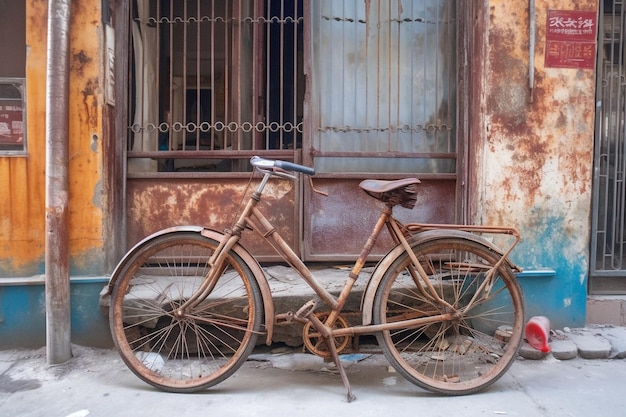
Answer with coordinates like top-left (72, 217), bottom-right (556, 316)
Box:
top-left (250, 156), bottom-right (316, 176)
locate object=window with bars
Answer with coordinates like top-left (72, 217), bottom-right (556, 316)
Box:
top-left (126, 0), bottom-right (457, 175)
top-left (309, 0), bottom-right (457, 174)
top-left (591, 0), bottom-right (626, 292)
top-left (127, 0), bottom-right (304, 173)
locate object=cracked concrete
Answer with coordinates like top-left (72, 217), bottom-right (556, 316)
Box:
top-left (1, 339), bottom-right (625, 417)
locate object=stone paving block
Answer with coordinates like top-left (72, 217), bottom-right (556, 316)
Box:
top-left (550, 339), bottom-right (578, 360)
top-left (592, 326), bottom-right (626, 359)
top-left (567, 330), bottom-right (611, 359)
top-left (518, 342), bottom-right (549, 360)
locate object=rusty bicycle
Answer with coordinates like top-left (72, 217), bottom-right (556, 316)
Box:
top-left (106, 156), bottom-right (524, 401)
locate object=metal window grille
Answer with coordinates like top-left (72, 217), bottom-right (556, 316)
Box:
top-left (308, 0), bottom-right (457, 173)
top-left (591, 0), bottom-right (626, 292)
top-left (127, 0), bottom-right (303, 173)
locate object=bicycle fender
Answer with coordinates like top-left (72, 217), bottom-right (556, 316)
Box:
top-left (106, 226), bottom-right (275, 346)
top-left (360, 229), bottom-right (515, 326)
top-left (106, 226), bottom-right (208, 294)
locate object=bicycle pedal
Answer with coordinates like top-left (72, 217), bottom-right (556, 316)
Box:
top-left (274, 311), bottom-right (295, 325)
top-left (295, 299), bottom-right (317, 319)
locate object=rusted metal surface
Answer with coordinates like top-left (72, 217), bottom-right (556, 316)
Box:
top-left (120, 0), bottom-right (306, 259)
top-left (65, 1), bottom-right (106, 274)
top-left (120, 0), bottom-right (461, 262)
top-left (301, 1), bottom-right (460, 260)
top-left (475, 0), bottom-right (598, 325)
top-left (1, 1), bottom-right (115, 278)
top-left (481, 0), bottom-right (596, 242)
top-left (303, 178), bottom-right (456, 261)
top-left (125, 177), bottom-right (298, 261)
top-left (0, 1), bottom-right (48, 277)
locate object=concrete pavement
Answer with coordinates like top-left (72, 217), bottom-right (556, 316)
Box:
top-left (1, 329), bottom-right (626, 417)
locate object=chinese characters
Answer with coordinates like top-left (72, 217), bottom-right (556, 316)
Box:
top-left (545, 10), bottom-right (597, 69)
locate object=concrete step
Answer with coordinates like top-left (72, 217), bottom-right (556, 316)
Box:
top-left (265, 266), bottom-right (626, 360)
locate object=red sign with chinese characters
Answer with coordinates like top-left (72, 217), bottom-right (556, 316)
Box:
top-left (0, 99), bottom-right (23, 146)
top-left (545, 10), bottom-right (597, 69)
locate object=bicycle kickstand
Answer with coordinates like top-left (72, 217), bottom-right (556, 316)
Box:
top-left (297, 302), bottom-right (356, 403)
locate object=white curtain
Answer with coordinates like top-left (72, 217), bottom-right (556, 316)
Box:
top-left (128, 0), bottom-right (158, 173)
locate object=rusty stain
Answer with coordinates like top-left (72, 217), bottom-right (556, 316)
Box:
top-left (80, 78), bottom-right (100, 128)
top-left (81, 78), bottom-right (98, 96)
top-left (480, 0), bottom-right (596, 237)
top-left (484, 1), bottom-right (595, 212)
top-left (126, 178), bottom-right (297, 261)
top-left (72, 50), bottom-right (93, 75)
top-left (305, 179), bottom-right (455, 261)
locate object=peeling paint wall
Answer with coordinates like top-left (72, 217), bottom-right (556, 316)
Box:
top-left (0, 0), bottom-right (105, 277)
top-left (0, 0), bottom-right (603, 336)
top-left (478, 0), bottom-right (598, 327)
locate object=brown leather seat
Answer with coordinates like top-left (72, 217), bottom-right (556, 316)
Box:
top-left (359, 178), bottom-right (420, 209)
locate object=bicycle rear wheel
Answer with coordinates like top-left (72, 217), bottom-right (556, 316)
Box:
top-left (109, 231), bottom-right (263, 392)
top-left (373, 236), bottom-right (524, 395)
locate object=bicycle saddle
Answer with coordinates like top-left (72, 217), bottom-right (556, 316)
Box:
top-left (359, 178), bottom-right (420, 209)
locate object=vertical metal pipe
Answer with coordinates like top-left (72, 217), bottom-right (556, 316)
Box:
top-left (529, 0), bottom-right (535, 103)
top-left (45, 0), bottom-right (72, 364)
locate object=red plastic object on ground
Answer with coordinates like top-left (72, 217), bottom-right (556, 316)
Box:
top-left (525, 316), bottom-right (551, 353)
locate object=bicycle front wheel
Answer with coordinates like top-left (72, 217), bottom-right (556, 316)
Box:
top-left (109, 231), bottom-right (263, 392)
top-left (373, 236), bottom-right (524, 395)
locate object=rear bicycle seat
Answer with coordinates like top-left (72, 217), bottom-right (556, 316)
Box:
top-left (359, 178), bottom-right (420, 209)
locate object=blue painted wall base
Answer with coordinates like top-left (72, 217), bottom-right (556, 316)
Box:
top-left (0, 277), bottom-right (113, 349)
top-left (516, 269), bottom-right (587, 330)
top-left (1, 269), bottom-right (587, 349)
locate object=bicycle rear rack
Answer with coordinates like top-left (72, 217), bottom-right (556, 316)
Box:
top-left (405, 222), bottom-right (522, 270)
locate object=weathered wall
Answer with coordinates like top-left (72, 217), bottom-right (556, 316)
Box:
top-left (477, 0), bottom-right (598, 327)
top-left (0, 0), bottom-right (105, 277)
top-left (0, 0), bottom-right (602, 348)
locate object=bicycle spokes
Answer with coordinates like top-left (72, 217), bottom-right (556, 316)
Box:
top-left (374, 237), bottom-right (524, 395)
top-left (110, 233), bottom-right (263, 392)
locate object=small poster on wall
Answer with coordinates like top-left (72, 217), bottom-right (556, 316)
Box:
top-left (0, 99), bottom-right (23, 147)
top-left (0, 80), bottom-right (25, 151)
top-left (545, 10), bottom-right (597, 69)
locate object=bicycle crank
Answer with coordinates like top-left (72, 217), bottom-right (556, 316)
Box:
top-left (300, 309), bottom-right (356, 402)
top-left (302, 312), bottom-right (351, 358)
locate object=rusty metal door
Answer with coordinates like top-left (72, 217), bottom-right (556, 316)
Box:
top-left (591, 0), bottom-right (626, 294)
top-left (302, 0), bottom-right (459, 260)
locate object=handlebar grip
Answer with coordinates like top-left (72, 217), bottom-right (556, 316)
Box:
top-left (251, 156), bottom-right (315, 176)
top-left (274, 160), bottom-right (315, 176)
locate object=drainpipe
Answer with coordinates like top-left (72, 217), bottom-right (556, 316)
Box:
top-left (45, 0), bottom-right (72, 364)
top-left (529, 0), bottom-right (535, 103)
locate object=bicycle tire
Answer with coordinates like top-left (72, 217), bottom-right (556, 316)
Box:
top-left (373, 236), bottom-right (524, 395)
top-left (109, 231), bottom-right (263, 392)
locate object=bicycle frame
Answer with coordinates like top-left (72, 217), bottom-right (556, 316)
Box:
top-left (178, 168), bottom-right (397, 319)
top-left (177, 167), bottom-right (521, 340)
